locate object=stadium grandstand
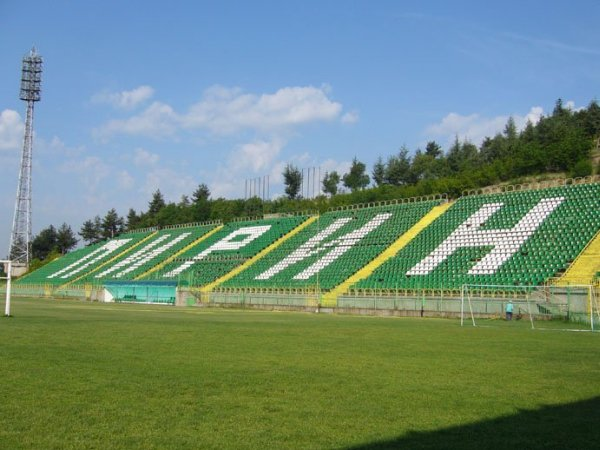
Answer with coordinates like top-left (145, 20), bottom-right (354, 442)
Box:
top-left (7, 177), bottom-right (600, 321)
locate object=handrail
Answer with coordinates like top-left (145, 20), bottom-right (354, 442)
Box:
top-left (461, 175), bottom-right (600, 197)
top-left (160, 220), bottom-right (221, 230)
top-left (327, 193), bottom-right (447, 212)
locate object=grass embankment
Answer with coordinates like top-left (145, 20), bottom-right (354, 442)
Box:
top-left (0, 298), bottom-right (599, 449)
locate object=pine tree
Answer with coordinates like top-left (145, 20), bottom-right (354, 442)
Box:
top-left (191, 184), bottom-right (211, 203)
top-left (101, 209), bottom-right (124, 239)
top-left (148, 190), bottom-right (166, 215)
top-left (56, 223), bottom-right (78, 254)
top-left (79, 217), bottom-right (103, 246)
top-left (372, 157), bottom-right (386, 186)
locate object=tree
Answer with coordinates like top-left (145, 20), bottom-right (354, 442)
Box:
top-left (101, 209), bottom-right (124, 239)
top-left (384, 147), bottom-right (411, 185)
top-left (342, 157), bottom-right (370, 192)
top-left (322, 171), bottom-right (341, 196)
top-left (148, 189), bottom-right (166, 216)
top-left (372, 157), bottom-right (386, 186)
top-left (31, 225), bottom-right (58, 260)
top-left (126, 208), bottom-right (141, 230)
top-left (244, 196), bottom-right (263, 217)
top-left (410, 150), bottom-right (436, 182)
top-left (582, 100), bottom-right (600, 137)
top-left (191, 183), bottom-right (212, 222)
top-left (480, 134), bottom-right (506, 163)
top-left (191, 183), bottom-right (211, 203)
top-left (553, 98), bottom-right (566, 117)
top-left (425, 141), bottom-right (443, 159)
top-left (178, 195), bottom-right (190, 207)
top-left (56, 223), bottom-right (78, 254)
top-left (447, 137), bottom-right (480, 173)
top-left (79, 216), bottom-right (103, 246)
top-left (283, 164), bottom-right (302, 199)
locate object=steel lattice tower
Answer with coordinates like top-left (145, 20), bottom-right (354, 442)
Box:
top-left (9, 48), bottom-right (42, 266)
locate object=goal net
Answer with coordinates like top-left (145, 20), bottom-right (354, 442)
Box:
top-left (460, 283), bottom-right (599, 332)
top-left (0, 260), bottom-right (12, 316)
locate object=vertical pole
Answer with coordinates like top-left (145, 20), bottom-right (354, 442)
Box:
top-left (469, 289), bottom-right (476, 327)
top-left (460, 285), bottom-right (464, 326)
top-left (318, 166), bottom-right (321, 196)
top-left (590, 286), bottom-right (594, 332)
top-left (5, 261), bottom-right (12, 316)
top-left (527, 289), bottom-right (535, 330)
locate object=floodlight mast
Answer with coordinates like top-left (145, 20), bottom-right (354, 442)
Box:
top-left (9, 47), bottom-right (42, 269)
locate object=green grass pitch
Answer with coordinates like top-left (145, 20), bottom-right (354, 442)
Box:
top-left (1, 298), bottom-right (599, 449)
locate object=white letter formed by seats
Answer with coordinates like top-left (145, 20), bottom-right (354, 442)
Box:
top-left (256, 213), bottom-right (392, 281)
top-left (406, 197), bottom-right (564, 276)
top-left (94, 232), bottom-right (192, 279)
top-left (163, 225), bottom-right (272, 277)
top-left (47, 239), bottom-right (133, 279)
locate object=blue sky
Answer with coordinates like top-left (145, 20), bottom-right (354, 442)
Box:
top-left (1, 0), bottom-right (599, 256)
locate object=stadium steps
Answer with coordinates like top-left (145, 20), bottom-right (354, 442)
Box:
top-left (200, 216), bottom-right (319, 293)
top-left (58, 230), bottom-right (159, 289)
top-left (555, 229), bottom-right (600, 285)
top-left (134, 225), bottom-right (224, 280)
top-left (321, 201), bottom-right (453, 306)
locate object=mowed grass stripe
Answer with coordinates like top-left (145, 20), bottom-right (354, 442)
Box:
top-left (0, 298), bottom-right (599, 449)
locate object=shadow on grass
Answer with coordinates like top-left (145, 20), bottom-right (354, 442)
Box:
top-left (345, 396), bottom-right (600, 450)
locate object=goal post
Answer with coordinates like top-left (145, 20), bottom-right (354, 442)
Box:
top-left (461, 284), bottom-right (536, 329)
top-left (460, 283), bottom-right (598, 332)
top-left (1, 260), bottom-right (12, 317)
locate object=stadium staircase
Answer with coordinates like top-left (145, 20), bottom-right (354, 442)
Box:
top-left (554, 229), bottom-right (600, 286)
top-left (200, 216), bottom-right (318, 293)
top-left (321, 201), bottom-right (452, 306)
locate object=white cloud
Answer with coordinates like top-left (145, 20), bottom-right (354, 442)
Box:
top-left (141, 167), bottom-right (197, 201)
top-left (94, 101), bottom-right (178, 139)
top-left (320, 158), bottom-right (352, 177)
top-left (92, 85), bottom-right (155, 110)
top-left (60, 156), bottom-right (111, 192)
top-left (341, 110), bottom-right (359, 124)
top-left (0, 109), bottom-right (24, 150)
top-left (117, 170), bottom-right (135, 190)
top-left (133, 147), bottom-right (160, 167)
top-left (228, 139), bottom-right (284, 173)
top-left (425, 106), bottom-right (546, 146)
top-left (39, 136), bottom-right (85, 158)
top-left (95, 85), bottom-right (345, 139)
top-left (183, 85), bottom-right (343, 134)
top-left (564, 101), bottom-right (584, 112)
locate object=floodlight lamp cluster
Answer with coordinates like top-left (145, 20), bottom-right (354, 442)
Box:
top-left (19, 47), bottom-right (42, 102)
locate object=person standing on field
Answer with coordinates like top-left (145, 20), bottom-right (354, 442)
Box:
top-left (506, 301), bottom-right (514, 321)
